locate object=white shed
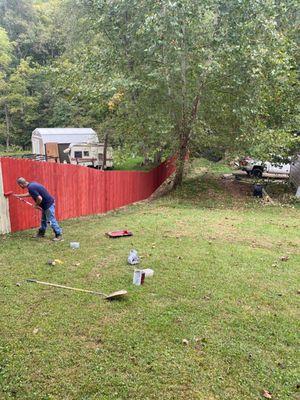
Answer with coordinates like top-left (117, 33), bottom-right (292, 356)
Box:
top-left (31, 128), bottom-right (99, 156)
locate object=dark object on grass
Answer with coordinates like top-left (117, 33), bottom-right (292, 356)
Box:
top-left (27, 279), bottom-right (127, 300)
top-left (253, 184), bottom-right (263, 198)
top-left (106, 230), bottom-right (133, 238)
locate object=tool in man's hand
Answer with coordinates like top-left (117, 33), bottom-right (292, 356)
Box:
top-left (27, 279), bottom-right (127, 300)
top-left (4, 191), bottom-right (36, 208)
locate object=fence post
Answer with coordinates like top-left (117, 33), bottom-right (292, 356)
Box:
top-left (0, 159), bottom-right (11, 234)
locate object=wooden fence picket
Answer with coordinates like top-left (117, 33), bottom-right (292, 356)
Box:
top-left (0, 157), bottom-right (176, 234)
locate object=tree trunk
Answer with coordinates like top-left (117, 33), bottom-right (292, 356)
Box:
top-left (173, 129), bottom-right (190, 188)
top-left (4, 103), bottom-right (10, 149)
top-left (154, 150), bottom-right (163, 165)
top-left (102, 131), bottom-right (109, 170)
top-left (173, 17), bottom-right (190, 189)
top-left (173, 94), bottom-right (201, 188)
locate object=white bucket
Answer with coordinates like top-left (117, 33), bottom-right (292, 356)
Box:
top-left (133, 270), bottom-right (145, 285)
top-left (142, 268), bottom-right (154, 277)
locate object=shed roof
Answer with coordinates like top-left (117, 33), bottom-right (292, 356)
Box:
top-left (32, 128), bottom-right (98, 144)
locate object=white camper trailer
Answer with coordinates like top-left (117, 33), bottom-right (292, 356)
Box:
top-left (63, 143), bottom-right (113, 169)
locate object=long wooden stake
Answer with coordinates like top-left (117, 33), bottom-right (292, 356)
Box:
top-left (27, 279), bottom-right (127, 300)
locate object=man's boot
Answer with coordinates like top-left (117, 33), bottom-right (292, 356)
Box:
top-left (33, 229), bottom-right (45, 238)
top-left (52, 233), bottom-right (63, 242)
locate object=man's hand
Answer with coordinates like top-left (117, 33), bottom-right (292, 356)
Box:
top-left (34, 204), bottom-right (42, 211)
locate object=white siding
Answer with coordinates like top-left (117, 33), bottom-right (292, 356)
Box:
top-left (32, 138), bottom-right (40, 154)
top-left (39, 139), bottom-right (45, 155)
top-left (290, 155), bottom-right (300, 187)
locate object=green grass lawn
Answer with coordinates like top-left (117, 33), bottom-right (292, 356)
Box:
top-left (113, 156), bottom-right (147, 170)
top-left (0, 147), bottom-right (29, 157)
top-left (0, 160), bottom-right (299, 400)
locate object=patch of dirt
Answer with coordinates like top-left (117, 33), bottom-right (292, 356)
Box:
top-left (87, 267), bottom-right (102, 281)
top-left (221, 179), bottom-right (252, 199)
top-left (149, 173), bottom-right (175, 200)
top-left (78, 335), bottom-right (103, 350)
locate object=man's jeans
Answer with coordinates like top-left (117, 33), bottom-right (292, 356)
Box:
top-left (40, 204), bottom-right (62, 235)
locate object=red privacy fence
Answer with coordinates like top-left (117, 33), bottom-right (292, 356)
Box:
top-left (0, 157), bottom-right (176, 233)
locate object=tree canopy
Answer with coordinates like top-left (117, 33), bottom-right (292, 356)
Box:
top-left (0, 0), bottom-right (298, 183)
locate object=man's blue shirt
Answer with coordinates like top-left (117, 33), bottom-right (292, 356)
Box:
top-left (28, 182), bottom-right (54, 210)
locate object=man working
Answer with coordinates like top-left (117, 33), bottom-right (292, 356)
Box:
top-left (15, 177), bottom-right (63, 241)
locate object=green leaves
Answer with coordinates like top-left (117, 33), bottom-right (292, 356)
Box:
top-left (0, 0), bottom-right (298, 164)
top-left (0, 58), bottom-right (41, 147)
top-left (241, 129), bottom-right (300, 162)
top-left (0, 27), bottom-right (12, 69)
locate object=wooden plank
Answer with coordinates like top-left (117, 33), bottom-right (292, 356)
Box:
top-left (45, 142), bottom-right (59, 163)
top-left (0, 160), bottom-right (11, 234)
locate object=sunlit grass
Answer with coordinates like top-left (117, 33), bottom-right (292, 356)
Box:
top-left (0, 161), bottom-right (299, 400)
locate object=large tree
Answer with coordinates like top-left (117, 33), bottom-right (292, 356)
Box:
top-left (0, 27), bottom-right (12, 147)
top-left (0, 0), bottom-right (67, 147)
top-left (0, 0), bottom-right (298, 169)
top-left (0, 0), bottom-right (65, 64)
top-left (74, 0), bottom-right (298, 185)
top-left (0, 59), bottom-right (40, 147)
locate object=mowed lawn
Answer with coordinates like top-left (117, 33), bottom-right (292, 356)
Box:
top-left (0, 161), bottom-right (299, 400)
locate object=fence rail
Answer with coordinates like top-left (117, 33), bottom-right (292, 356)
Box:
top-left (0, 156), bottom-right (176, 233)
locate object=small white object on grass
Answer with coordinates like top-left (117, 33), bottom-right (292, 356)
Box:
top-left (70, 242), bottom-right (80, 249)
top-left (141, 268), bottom-right (154, 277)
top-left (128, 249), bottom-right (140, 265)
top-left (133, 270), bottom-right (143, 285)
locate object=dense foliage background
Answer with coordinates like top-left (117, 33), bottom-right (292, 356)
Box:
top-left (0, 0), bottom-right (298, 181)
